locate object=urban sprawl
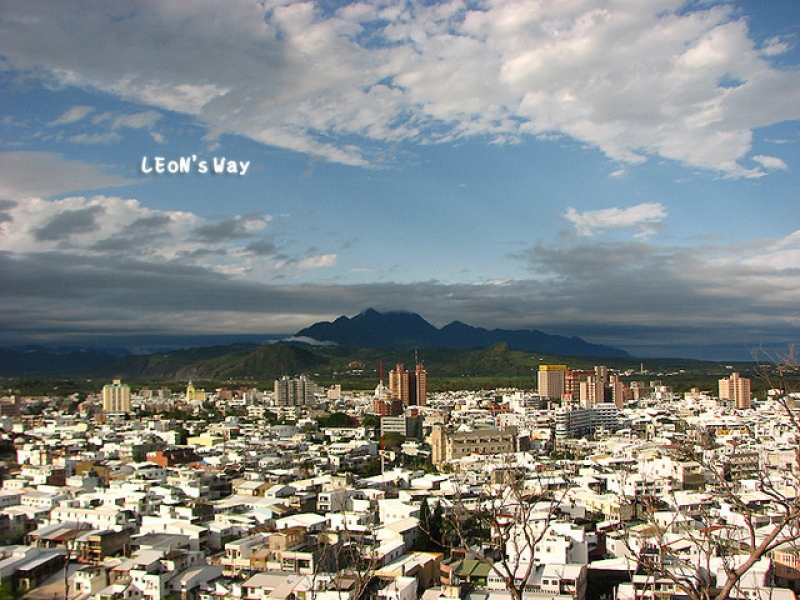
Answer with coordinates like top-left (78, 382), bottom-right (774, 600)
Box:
top-left (0, 362), bottom-right (798, 600)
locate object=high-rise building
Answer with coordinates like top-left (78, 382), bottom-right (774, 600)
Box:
top-left (565, 369), bottom-right (594, 400)
top-left (102, 379), bottom-right (131, 414)
top-left (388, 364), bottom-right (409, 405)
top-left (413, 363), bottom-right (427, 407)
top-left (274, 375), bottom-right (322, 406)
top-left (719, 372), bottom-right (751, 409)
top-left (538, 365), bottom-right (567, 399)
top-left (579, 375), bottom-right (605, 408)
top-left (609, 374), bottom-right (626, 409)
top-left (388, 363), bottom-right (427, 406)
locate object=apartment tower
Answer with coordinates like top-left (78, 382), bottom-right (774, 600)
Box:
top-left (719, 372), bottom-right (752, 410)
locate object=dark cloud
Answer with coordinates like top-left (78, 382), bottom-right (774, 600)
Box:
top-left (33, 205), bottom-right (105, 241)
top-left (192, 218), bottom-right (253, 244)
top-left (245, 238), bottom-right (278, 256)
top-left (90, 214), bottom-right (175, 252)
top-left (1, 247), bottom-right (797, 360)
top-left (90, 236), bottom-right (146, 253)
top-left (129, 214), bottom-right (173, 231)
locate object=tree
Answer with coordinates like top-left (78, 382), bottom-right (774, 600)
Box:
top-left (415, 497), bottom-right (443, 552)
top-left (415, 496), bottom-right (432, 551)
top-left (0, 580), bottom-right (20, 600)
top-left (308, 486), bottom-right (381, 600)
top-left (320, 412), bottom-right (359, 428)
top-left (361, 414), bottom-right (380, 429)
top-left (432, 458), bottom-right (570, 600)
top-left (624, 345), bottom-right (800, 600)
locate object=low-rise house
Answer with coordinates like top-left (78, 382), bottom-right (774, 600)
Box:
top-left (378, 576), bottom-right (417, 600)
top-left (139, 517), bottom-right (209, 552)
top-left (221, 534), bottom-right (266, 577)
top-left (76, 529), bottom-right (132, 564)
top-left (48, 505), bottom-right (138, 532)
top-left (0, 545), bottom-right (66, 592)
top-left (376, 518), bottom-right (419, 553)
top-left (169, 564), bottom-right (223, 600)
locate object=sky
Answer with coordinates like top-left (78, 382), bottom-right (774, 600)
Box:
top-left (1, 0), bottom-right (799, 361)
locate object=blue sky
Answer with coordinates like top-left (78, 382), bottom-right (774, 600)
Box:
top-left (1, 0), bottom-right (799, 360)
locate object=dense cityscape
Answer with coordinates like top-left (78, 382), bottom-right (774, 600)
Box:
top-left (0, 359), bottom-right (797, 600)
top-left (2, 3), bottom-right (799, 600)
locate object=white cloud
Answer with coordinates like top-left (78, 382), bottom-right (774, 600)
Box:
top-left (0, 193), bottom-right (335, 278)
top-left (753, 154), bottom-right (788, 171)
top-left (1, 1), bottom-right (798, 174)
top-left (67, 132), bottom-right (122, 145)
top-left (48, 105), bottom-right (94, 126)
top-left (566, 203), bottom-right (668, 237)
top-left (296, 253), bottom-right (338, 270)
top-left (744, 230), bottom-right (800, 270)
top-left (112, 110), bottom-right (162, 131)
top-left (762, 36), bottom-right (790, 57)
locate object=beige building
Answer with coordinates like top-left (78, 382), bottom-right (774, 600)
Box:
top-left (579, 375), bottom-right (605, 408)
top-left (430, 424), bottom-right (517, 465)
top-left (274, 375), bottom-right (322, 406)
top-left (538, 365), bottom-right (567, 399)
top-left (102, 379), bottom-right (131, 414)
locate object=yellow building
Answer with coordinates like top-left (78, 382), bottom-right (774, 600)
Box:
top-left (186, 381), bottom-right (206, 402)
top-left (102, 379), bottom-right (130, 414)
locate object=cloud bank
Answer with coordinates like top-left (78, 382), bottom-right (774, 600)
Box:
top-left (2, 0), bottom-right (798, 175)
top-left (1, 190), bottom-right (798, 359)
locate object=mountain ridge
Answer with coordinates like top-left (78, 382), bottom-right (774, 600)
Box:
top-left (296, 308), bottom-right (631, 357)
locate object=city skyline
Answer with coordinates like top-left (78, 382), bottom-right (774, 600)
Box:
top-left (1, 0), bottom-right (799, 360)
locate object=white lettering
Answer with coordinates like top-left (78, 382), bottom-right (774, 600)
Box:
top-left (140, 155), bottom-right (250, 175)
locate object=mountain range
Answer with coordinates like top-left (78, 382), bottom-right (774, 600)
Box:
top-left (0, 309), bottom-right (632, 379)
top-left (296, 309), bottom-right (630, 357)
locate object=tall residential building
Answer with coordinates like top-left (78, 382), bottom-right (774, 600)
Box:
top-left (274, 375), bottom-right (322, 406)
top-left (102, 379), bottom-right (131, 414)
top-left (538, 365), bottom-right (567, 399)
top-left (719, 372), bottom-right (752, 409)
top-left (579, 375), bottom-right (605, 409)
top-left (609, 374), bottom-right (626, 409)
top-left (565, 369), bottom-right (594, 399)
top-left (388, 363), bottom-right (427, 407)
